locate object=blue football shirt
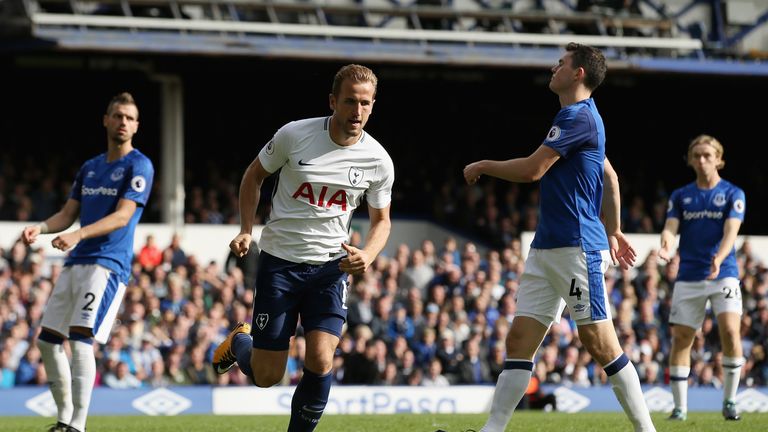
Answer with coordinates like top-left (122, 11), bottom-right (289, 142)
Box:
top-left (66, 149), bottom-right (154, 283)
top-left (531, 98), bottom-right (609, 252)
top-left (667, 180), bottom-right (745, 281)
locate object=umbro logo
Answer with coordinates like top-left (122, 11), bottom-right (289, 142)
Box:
top-left (132, 388), bottom-right (192, 415)
top-left (298, 159), bottom-right (314, 166)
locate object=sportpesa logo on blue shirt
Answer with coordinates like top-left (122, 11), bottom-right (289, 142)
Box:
top-left (81, 186), bottom-right (119, 196)
top-left (682, 209), bottom-right (723, 220)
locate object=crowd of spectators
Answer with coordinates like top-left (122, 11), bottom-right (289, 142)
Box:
top-left (1, 150), bottom-right (767, 394)
top-left (2, 222), bottom-right (767, 393)
top-left (0, 151), bottom-right (691, 249)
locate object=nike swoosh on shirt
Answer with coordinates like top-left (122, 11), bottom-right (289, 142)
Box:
top-left (216, 365), bottom-right (231, 374)
top-left (298, 159), bottom-right (314, 166)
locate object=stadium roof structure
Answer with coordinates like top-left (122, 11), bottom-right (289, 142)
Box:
top-left (2, 0), bottom-right (767, 74)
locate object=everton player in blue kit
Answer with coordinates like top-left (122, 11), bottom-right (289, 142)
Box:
top-left (659, 135), bottom-right (746, 421)
top-left (463, 43), bottom-right (655, 432)
top-left (22, 93), bottom-right (154, 432)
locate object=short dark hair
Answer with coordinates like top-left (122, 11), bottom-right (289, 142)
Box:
top-left (566, 42), bottom-right (607, 91)
top-left (107, 92), bottom-right (138, 118)
top-left (331, 64), bottom-right (378, 97)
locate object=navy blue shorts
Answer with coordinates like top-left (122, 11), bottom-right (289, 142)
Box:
top-left (250, 252), bottom-right (349, 351)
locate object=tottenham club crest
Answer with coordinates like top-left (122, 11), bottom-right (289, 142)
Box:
top-left (110, 167), bottom-right (125, 181)
top-left (712, 193), bottom-right (726, 207)
top-left (256, 313), bottom-right (269, 330)
top-left (348, 167), bottom-right (364, 186)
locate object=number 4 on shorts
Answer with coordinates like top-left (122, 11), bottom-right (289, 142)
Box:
top-left (569, 278), bottom-right (582, 301)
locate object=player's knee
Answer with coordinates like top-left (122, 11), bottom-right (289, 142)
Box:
top-left (251, 362), bottom-right (284, 387)
top-left (252, 371), bottom-right (283, 387)
top-left (671, 330), bottom-right (695, 348)
top-left (304, 357), bottom-right (333, 376)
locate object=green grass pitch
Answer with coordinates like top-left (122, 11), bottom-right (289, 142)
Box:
top-left (1, 412), bottom-right (766, 431)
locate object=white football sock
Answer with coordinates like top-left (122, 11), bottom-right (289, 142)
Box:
top-left (605, 354), bottom-right (656, 432)
top-left (38, 340), bottom-right (73, 425)
top-left (669, 365), bottom-right (690, 411)
top-left (69, 340), bottom-right (96, 432)
top-left (480, 360), bottom-right (532, 432)
top-left (722, 356), bottom-right (744, 403)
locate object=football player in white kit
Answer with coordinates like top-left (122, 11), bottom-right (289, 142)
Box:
top-left (659, 135), bottom-right (746, 421)
top-left (22, 92), bottom-right (154, 432)
top-left (213, 64), bottom-right (394, 432)
top-left (462, 43), bottom-right (655, 432)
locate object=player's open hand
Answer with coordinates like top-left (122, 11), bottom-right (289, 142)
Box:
top-left (339, 243), bottom-right (371, 275)
top-left (463, 161), bottom-right (483, 185)
top-left (230, 233), bottom-right (252, 257)
top-left (21, 225), bottom-right (41, 245)
top-left (608, 231), bottom-right (636, 270)
top-left (52, 231), bottom-right (81, 251)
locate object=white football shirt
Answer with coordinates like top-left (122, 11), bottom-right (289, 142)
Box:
top-left (257, 116), bottom-right (394, 264)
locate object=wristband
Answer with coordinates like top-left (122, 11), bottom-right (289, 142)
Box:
top-left (38, 222), bottom-right (49, 234)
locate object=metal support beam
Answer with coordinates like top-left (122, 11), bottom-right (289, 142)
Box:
top-left (30, 13), bottom-right (705, 50)
top-left (152, 74), bottom-right (185, 229)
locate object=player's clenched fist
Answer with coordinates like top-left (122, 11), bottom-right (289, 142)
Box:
top-left (21, 225), bottom-right (42, 245)
top-left (339, 243), bottom-right (371, 275)
top-left (51, 231), bottom-right (81, 251)
top-left (230, 233), bottom-right (252, 257)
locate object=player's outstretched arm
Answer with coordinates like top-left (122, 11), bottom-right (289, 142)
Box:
top-left (230, 156), bottom-right (272, 257)
top-left (52, 199), bottom-right (137, 251)
top-left (463, 145), bottom-right (560, 185)
top-left (707, 218), bottom-right (742, 279)
top-left (340, 204), bottom-right (391, 275)
top-left (21, 199), bottom-right (81, 245)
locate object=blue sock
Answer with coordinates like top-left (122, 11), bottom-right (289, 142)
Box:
top-left (233, 333), bottom-right (254, 379)
top-left (288, 368), bottom-right (332, 432)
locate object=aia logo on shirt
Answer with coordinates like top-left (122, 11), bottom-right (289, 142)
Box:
top-left (292, 183), bottom-right (348, 211)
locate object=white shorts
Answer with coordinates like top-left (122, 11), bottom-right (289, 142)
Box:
top-left (669, 277), bottom-right (742, 329)
top-left (515, 247), bottom-right (612, 328)
top-left (41, 264), bottom-right (126, 344)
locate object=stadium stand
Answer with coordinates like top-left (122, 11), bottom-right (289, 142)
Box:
top-left (1, 0), bottom-right (715, 65)
top-left (2, 226), bottom-right (768, 392)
